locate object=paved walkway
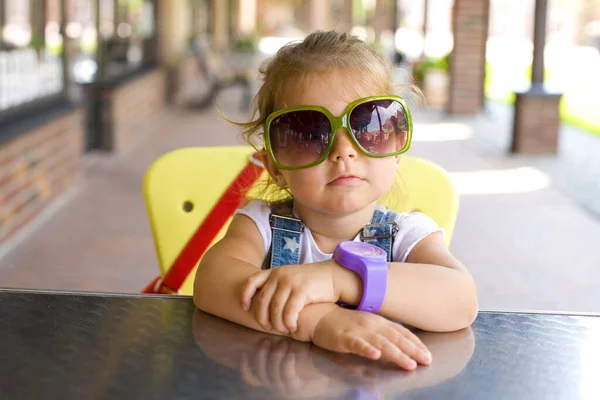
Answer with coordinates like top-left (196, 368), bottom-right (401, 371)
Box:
top-left (477, 102), bottom-right (600, 218)
top-left (410, 103), bottom-right (600, 312)
top-left (1, 85), bottom-right (599, 314)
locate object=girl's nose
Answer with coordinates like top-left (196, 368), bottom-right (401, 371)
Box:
top-left (329, 129), bottom-right (359, 162)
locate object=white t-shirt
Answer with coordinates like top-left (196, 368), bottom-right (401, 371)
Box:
top-left (235, 200), bottom-right (443, 264)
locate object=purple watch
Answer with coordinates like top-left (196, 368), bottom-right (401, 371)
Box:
top-left (333, 241), bottom-right (388, 313)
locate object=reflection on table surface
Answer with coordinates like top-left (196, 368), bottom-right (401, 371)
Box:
top-left (192, 310), bottom-right (475, 399)
top-left (0, 290), bottom-right (599, 399)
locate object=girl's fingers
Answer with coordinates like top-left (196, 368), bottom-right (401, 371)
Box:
top-left (369, 334), bottom-right (417, 371)
top-left (255, 281), bottom-right (277, 330)
top-left (398, 325), bottom-right (428, 351)
top-left (385, 327), bottom-right (431, 366)
top-left (282, 292), bottom-right (306, 333)
top-left (241, 271), bottom-right (271, 311)
top-left (393, 325), bottom-right (432, 363)
top-left (270, 287), bottom-right (292, 333)
top-left (345, 335), bottom-right (382, 360)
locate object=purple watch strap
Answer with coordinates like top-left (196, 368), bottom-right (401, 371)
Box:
top-left (333, 241), bottom-right (388, 313)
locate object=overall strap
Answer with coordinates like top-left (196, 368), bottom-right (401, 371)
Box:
top-left (360, 204), bottom-right (399, 262)
top-left (262, 202), bottom-right (398, 269)
top-left (262, 200), bottom-right (304, 270)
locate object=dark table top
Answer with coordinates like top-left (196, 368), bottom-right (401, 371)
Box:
top-left (0, 289), bottom-right (599, 400)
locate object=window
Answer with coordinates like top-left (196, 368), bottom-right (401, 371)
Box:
top-left (0, 0), bottom-right (65, 113)
top-left (62, 0), bottom-right (157, 85)
top-left (99, 0), bottom-right (157, 80)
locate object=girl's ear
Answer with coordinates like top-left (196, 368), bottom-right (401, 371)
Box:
top-left (259, 150), bottom-right (287, 187)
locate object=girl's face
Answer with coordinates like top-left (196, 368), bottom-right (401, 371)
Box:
top-left (262, 72), bottom-right (400, 217)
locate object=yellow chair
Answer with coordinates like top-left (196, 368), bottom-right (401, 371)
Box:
top-left (391, 156), bottom-right (459, 243)
top-left (143, 146), bottom-right (459, 296)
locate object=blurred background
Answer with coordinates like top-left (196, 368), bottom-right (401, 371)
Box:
top-left (0, 0), bottom-right (599, 313)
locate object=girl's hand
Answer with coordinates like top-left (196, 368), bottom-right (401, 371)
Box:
top-left (312, 307), bottom-right (432, 371)
top-left (241, 262), bottom-right (338, 334)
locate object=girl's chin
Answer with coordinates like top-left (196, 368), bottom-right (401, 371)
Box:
top-left (316, 200), bottom-right (378, 217)
top-left (293, 191), bottom-right (383, 216)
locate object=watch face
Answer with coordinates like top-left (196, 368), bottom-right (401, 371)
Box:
top-left (341, 241), bottom-right (387, 258)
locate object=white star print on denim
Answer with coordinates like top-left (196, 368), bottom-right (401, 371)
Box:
top-left (363, 228), bottom-right (377, 238)
top-left (235, 200), bottom-right (443, 264)
top-left (283, 236), bottom-right (300, 253)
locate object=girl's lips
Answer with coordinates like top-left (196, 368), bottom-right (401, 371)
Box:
top-left (329, 175), bottom-right (364, 186)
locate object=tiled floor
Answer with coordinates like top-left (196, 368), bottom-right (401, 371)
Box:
top-left (1, 87), bottom-right (600, 313)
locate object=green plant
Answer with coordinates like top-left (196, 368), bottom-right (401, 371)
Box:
top-left (561, 93), bottom-right (600, 137)
top-left (232, 36), bottom-right (258, 54)
top-left (45, 41), bottom-right (63, 56)
top-left (80, 37), bottom-right (98, 55)
top-left (412, 53), bottom-right (450, 87)
top-left (28, 34), bottom-right (43, 52)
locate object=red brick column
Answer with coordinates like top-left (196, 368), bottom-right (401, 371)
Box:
top-left (448, 0), bottom-right (489, 115)
top-left (511, 90), bottom-right (562, 153)
top-left (510, 0), bottom-right (562, 154)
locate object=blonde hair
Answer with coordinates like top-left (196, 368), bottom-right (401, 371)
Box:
top-left (232, 30), bottom-right (418, 203)
top-left (237, 30), bottom-right (402, 146)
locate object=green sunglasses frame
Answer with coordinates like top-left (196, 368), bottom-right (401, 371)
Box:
top-left (263, 95), bottom-right (413, 170)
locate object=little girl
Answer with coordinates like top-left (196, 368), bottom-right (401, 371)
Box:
top-left (194, 30), bottom-right (478, 371)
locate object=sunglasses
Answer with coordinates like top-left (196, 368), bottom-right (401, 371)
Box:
top-left (264, 95), bottom-right (413, 170)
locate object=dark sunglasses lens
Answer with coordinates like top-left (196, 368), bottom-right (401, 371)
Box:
top-left (349, 100), bottom-right (410, 155)
top-left (268, 110), bottom-right (331, 167)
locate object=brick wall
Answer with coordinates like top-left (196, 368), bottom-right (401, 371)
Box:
top-left (109, 69), bottom-right (166, 152)
top-left (449, 0), bottom-right (489, 115)
top-left (512, 92), bottom-right (562, 153)
top-left (0, 109), bottom-right (84, 245)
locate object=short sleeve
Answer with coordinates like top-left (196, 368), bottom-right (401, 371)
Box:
top-left (234, 200), bottom-right (272, 254)
top-left (391, 212), bottom-right (444, 262)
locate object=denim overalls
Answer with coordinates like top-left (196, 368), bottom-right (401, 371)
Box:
top-left (261, 200), bottom-right (399, 269)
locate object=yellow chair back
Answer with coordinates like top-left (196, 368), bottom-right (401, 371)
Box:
top-left (143, 146), bottom-right (459, 296)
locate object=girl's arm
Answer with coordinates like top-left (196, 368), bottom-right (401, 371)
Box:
top-left (193, 214), bottom-right (335, 342)
top-left (334, 231), bottom-right (478, 332)
top-left (240, 230), bottom-right (477, 334)
top-left (194, 214), bottom-right (432, 370)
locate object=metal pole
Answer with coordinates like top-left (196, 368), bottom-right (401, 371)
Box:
top-left (113, 0), bottom-right (119, 37)
top-left (392, 0), bottom-right (398, 50)
top-left (95, 0), bottom-right (104, 82)
top-left (40, 0), bottom-right (47, 50)
top-left (531, 0), bottom-right (547, 86)
top-left (60, 0), bottom-right (69, 94)
top-left (423, 0), bottom-right (429, 57)
top-left (29, 0), bottom-right (47, 54)
top-left (344, 0), bottom-right (353, 31)
top-left (0, 0), bottom-right (5, 41)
